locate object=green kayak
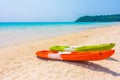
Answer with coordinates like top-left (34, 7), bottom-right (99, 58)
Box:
top-left (49, 43), bottom-right (115, 51)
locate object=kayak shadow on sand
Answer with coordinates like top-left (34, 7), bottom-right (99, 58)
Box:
top-left (37, 56), bottom-right (120, 77)
top-left (64, 61), bottom-right (120, 77)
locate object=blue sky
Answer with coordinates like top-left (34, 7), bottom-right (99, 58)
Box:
top-left (0, 0), bottom-right (119, 22)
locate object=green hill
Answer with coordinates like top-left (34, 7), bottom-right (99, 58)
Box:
top-left (75, 14), bottom-right (120, 22)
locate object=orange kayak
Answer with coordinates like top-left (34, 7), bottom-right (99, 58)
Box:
top-left (35, 50), bottom-right (115, 61)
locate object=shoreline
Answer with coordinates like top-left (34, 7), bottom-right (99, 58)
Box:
top-left (0, 22), bottom-right (119, 48)
top-left (0, 23), bottom-right (119, 48)
top-left (0, 24), bottom-right (120, 80)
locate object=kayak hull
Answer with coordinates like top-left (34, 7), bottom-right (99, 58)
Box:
top-left (36, 50), bottom-right (115, 61)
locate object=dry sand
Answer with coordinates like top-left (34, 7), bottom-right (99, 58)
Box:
top-left (0, 24), bottom-right (120, 80)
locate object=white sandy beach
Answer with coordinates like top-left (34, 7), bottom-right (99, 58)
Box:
top-left (0, 24), bottom-right (120, 80)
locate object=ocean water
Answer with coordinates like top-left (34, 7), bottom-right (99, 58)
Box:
top-left (0, 22), bottom-right (119, 47)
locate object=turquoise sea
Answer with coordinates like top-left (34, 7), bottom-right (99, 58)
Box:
top-left (0, 22), bottom-right (119, 47)
top-left (0, 22), bottom-right (118, 32)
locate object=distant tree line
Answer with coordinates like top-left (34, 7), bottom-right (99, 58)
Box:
top-left (75, 14), bottom-right (120, 22)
